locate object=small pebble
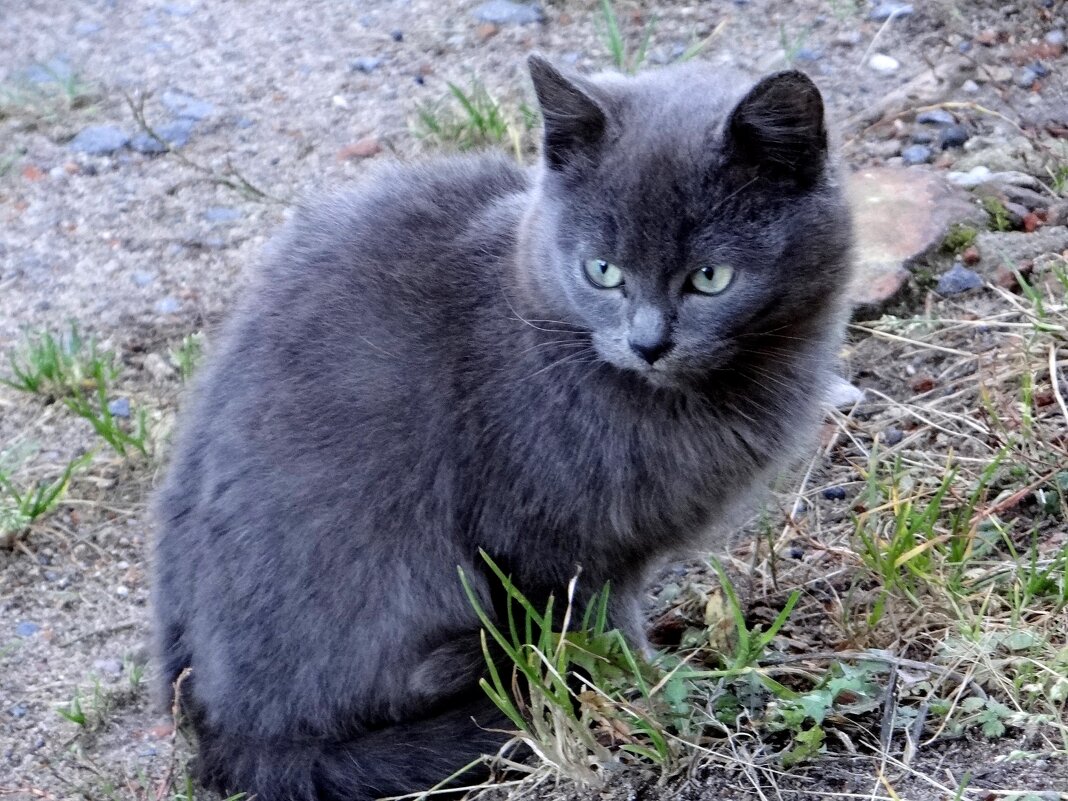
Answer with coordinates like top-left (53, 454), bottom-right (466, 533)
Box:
top-left (1015, 67), bottom-right (1039, 88)
top-left (115, 585), bottom-right (130, 598)
top-left (93, 658), bottom-right (124, 676)
top-left (161, 89), bottom-right (215, 121)
top-left (162, 3), bottom-right (194, 15)
top-left (15, 622), bottom-right (40, 638)
top-left (868, 53), bottom-right (900, 74)
top-left (794, 47), bottom-right (821, 62)
top-left (391, 29), bottom-right (404, 41)
top-left (69, 125), bottom-right (129, 155)
top-left (901, 144), bottom-right (932, 165)
top-left (74, 20), bottom-right (103, 36)
top-left (787, 545), bottom-right (805, 560)
top-left (869, 2), bottom-right (913, 21)
top-left (1029, 61), bottom-right (1050, 78)
top-left (1045, 30), bottom-right (1066, 47)
top-left (203, 206), bottom-right (241, 224)
top-left (938, 125), bottom-right (969, 149)
top-left (911, 128), bottom-right (935, 144)
top-left (472, 0), bottom-right (545, 25)
top-left (350, 56), bottom-right (383, 73)
top-left (883, 427), bottom-right (904, 445)
top-left (916, 109), bottom-right (955, 126)
top-left (937, 263), bottom-right (983, 295)
top-left (107, 398), bottom-right (131, 418)
top-left (155, 297), bottom-right (181, 314)
top-left (961, 79), bottom-right (979, 94)
top-left (8, 705), bottom-right (27, 719)
top-left (822, 486), bottom-right (847, 501)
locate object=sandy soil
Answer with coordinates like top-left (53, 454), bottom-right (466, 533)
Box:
top-left (1, 1), bottom-right (1066, 800)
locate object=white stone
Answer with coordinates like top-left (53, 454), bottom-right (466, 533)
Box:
top-left (869, 53), bottom-right (900, 74)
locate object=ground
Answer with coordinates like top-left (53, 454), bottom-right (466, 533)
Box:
top-left (1, 1), bottom-right (1067, 800)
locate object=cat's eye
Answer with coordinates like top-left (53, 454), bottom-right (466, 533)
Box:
top-left (583, 259), bottom-right (624, 289)
top-left (689, 264), bottom-right (734, 295)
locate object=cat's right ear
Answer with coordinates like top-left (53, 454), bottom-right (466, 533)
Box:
top-left (528, 55), bottom-right (608, 172)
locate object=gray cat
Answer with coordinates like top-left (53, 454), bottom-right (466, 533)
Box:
top-left (153, 55), bottom-right (852, 800)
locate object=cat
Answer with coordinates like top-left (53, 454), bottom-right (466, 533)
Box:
top-left (152, 55), bottom-right (852, 801)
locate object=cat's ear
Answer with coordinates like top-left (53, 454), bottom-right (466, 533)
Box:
top-left (528, 55), bottom-right (608, 172)
top-left (725, 70), bottom-right (827, 186)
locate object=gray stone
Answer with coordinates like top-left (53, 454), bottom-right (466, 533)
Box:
top-left (916, 109), bottom-right (955, 126)
top-left (961, 79), bottom-right (979, 94)
top-left (132, 271), bottom-right (155, 287)
top-left (955, 135), bottom-right (1038, 174)
top-left (93, 658), bottom-right (124, 676)
top-left (8, 705), bottom-right (27, 718)
top-left (161, 89), bottom-right (215, 120)
top-left (794, 47), bottom-right (821, 62)
top-left (937, 263), bottom-right (983, 295)
top-left (869, 2), bottom-right (913, 21)
top-left (911, 128), bottom-right (935, 144)
top-left (901, 144), bottom-right (932, 165)
top-left (74, 20), bottom-right (103, 36)
top-left (203, 206), bottom-right (241, 224)
top-left (155, 297), bottom-right (181, 314)
top-left (1015, 67), bottom-right (1039, 89)
top-left (15, 622), bottom-right (40, 637)
top-left (350, 57), bottom-right (383, 73)
top-left (472, 0), bottom-right (545, 25)
top-left (973, 227), bottom-right (1068, 276)
top-left (1045, 30), bottom-right (1065, 47)
top-left (69, 125), bottom-right (129, 155)
top-left (883, 427), bottom-right (904, 445)
top-left (947, 165), bottom-right (1041, 190)
top-left (107, 398), bottom-right (131, 418)
top-left (938, 125), bottom-right (970, 149)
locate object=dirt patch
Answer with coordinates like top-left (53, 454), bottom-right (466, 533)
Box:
top-left (1, 1), bottom-right (1066, 800)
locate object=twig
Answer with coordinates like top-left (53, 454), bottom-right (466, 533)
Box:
top-left (1050, 344), bottom-right (1068, 430)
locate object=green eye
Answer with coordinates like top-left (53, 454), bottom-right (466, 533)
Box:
top-left (583, 259), bottom-right (625, 289)
top-left (689, 264), bottom-right (734, 295)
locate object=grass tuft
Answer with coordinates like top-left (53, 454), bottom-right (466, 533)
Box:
top-left (415, 80), bottom-right (537, 159)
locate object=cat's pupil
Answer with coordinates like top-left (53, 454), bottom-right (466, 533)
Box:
top-left (597, 260), bottom-right (609, 274)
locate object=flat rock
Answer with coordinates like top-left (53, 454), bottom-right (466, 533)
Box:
top-left (947, 166), bottom-right (1041, 190)
top-left (161, 89), bottom-right (215, 120)
top-left (69, 125), bottom-right (129, 155)
top-left (472, 0), bottom-right (544, 25)
top-left (847, 167), bottom-right (985, 313)
top-left (973, 227), bottom-right (1068, 276)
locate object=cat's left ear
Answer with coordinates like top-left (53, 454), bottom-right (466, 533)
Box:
top-left (725, 70), bottom-right (827, 186)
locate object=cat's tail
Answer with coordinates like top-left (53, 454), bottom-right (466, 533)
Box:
top-left (194, 697), bottom-right (516, 801)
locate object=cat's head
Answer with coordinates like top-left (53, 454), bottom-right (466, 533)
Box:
top-left (517, 56), bottom-right (852, 388)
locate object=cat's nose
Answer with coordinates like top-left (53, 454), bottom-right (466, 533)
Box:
top-left (630, 337), bottom-right (672, 364)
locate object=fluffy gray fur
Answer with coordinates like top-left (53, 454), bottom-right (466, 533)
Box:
top-left (153, 56), bottom-right (852, 801)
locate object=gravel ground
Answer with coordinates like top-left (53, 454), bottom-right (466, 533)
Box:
top-left (1, 1), bottom-right (1066, 799)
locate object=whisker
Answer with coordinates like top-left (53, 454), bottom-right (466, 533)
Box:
top-left (523, 349), bottom-right (599, 381)
top-left (515, 337), bottom-right (594, 358)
